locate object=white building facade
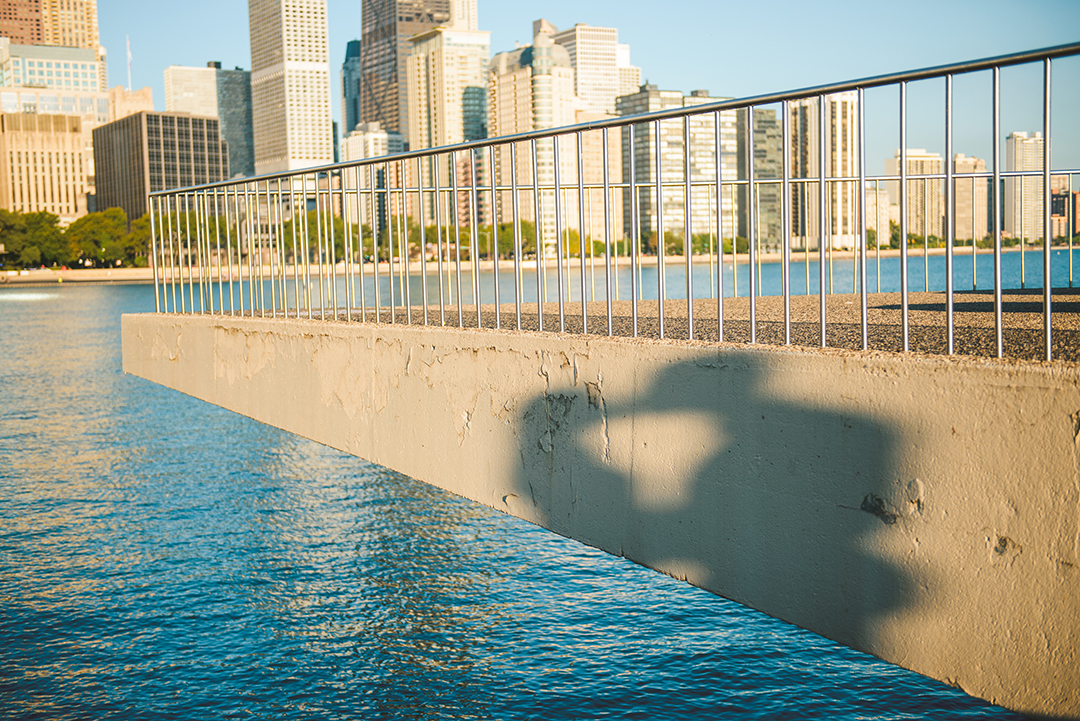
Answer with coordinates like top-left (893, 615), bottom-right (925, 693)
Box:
top-left (248, 0), bottom-right (333, 175)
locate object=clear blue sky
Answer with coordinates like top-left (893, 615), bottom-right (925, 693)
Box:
top-left (98, 0), bottom-right (1080, 168)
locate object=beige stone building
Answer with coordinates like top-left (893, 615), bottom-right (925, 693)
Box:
top-left (0, 112), bottom-right (88, 223)
top-left (886, 148), bottom-right (944, 241)
top-left (108, 85), bottom-right (153, 122)
top-left (953, 153), bottom-right (988, 242)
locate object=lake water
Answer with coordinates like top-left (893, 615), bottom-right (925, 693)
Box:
top-left (167, 245), bottom-right (1079, 313)
top-left (0, 284), bottom-right (1026, 719)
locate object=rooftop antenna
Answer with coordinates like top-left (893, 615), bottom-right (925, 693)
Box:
top-left (126, 35), bottom-right (132, 91)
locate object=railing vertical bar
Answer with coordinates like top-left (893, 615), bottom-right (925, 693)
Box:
top-left (469, 149), bottom-right (481, 327)
top-left (531, 138), bottom-right (544, 332)
top-left (315, 175), bottom-right (326, 320)
top-left (602, 128), bottom-right (613, 336)
top-left (818, 95), bottom-right (827, 348)
top-left (655, 118), bottom-right (666, 339)
top-left (629, 124), bottom-right (639, 337)
top-left (184, 193), bottom-right (196, 314)
top-left (576, 131), bottom-right (588, 333)
top-left (196, 191), bottom-right (208, 314)
top-left (149, 194), bottom-right (161, 312)
top-left (747, 108), bottom-right (757, 343)
top-left (714, 111), bottom-right (724, 341)
top-left (433, 156), bottom-right (445, 326)
top-left (554, 137), bottom-right (566, 332)
top-left (490, 147), bottom-right (501, 329)
top-left (214, 190), bottom-right (225, 315)
top-left (400, 160), bottom-right (412, 324)
top-left (385, 162), bottom-right (395, 324)
top-left (945, 75), bottom-right (955, 354)
top-left (329, 172), bottom-right (340, 319)
top-left (300, 175), bottom-right (312, 319)
top-left (900, 83), bottom-right (910, 352)
top-left (268, 183), bottom-right (278, 317)
top-left (993, 68), bottom-right (1003, 358)
top-left (857, 88), bottom-right (868, 350)
top-left (288, 179), bottom-right (300, 318)
top-left (1043, 57), bottom-right (1052, 362)
top-left (417, 156), bottom-right (428, 324)
top-left (365, 165), bottom-right (376, 322)
top-left (511, 142), bottom-right (523, 330)
top-left (781, 101), bottom-right (791, 345)
top-left (224, 187), bottom-right (236, 315)
top-left (343, 173), bottom-right (354, 320)
top-left (452, 151), bottom-right (464, 328)
top-left (683, 115), bottom-right (694, 340)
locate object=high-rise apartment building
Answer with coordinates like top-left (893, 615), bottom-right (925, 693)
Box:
top-left (488, 26), bottom-right (577, 248)
top-left (407, 25), bottom-right (489, 226)
top-left (885, 148), bottom-right (945, 241)
top-left (0, 1), bottom-right (43, 45)
top-left (93, 111), bottom-right (228, 222)
top-left (40, 0), bottom-right (98, 52)
top-left (615, 43), bottom-right (640, 100)
top-left (165, 62), bottom-right (255, 177)
top-left (358, 0), bottom-right (451, 140)
top-left (953, 153), bottom-right (988, 242)
top-left (617, 85), bottom-right (737, 243)
top-left (549, 20), bottom-right (639, 115)
top-left (790, 92), bottom-right (859, 249)
top-left (1004, 131), bottom-right (1044, 242)
top-left (248, 0), bottom-right (333, 175)
top-left (866, 185), bottom-right (890, 247)
top-left (341, 121), bottom-right (403, 161)
top-left (737, 108), bottom-right (782, 245)
top-left (341, 40), bottom-right (361, 134)
top-left (0, 112), bottom-right (88, 223)
top-left (407, 26), bottom-right (489, 150)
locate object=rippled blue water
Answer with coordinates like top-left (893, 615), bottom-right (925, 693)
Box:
top-left (0, 284), bottom-right (1026, 720)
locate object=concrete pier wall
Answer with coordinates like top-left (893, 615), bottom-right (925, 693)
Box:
top-left (122, 313), bottom-right (1080, 719)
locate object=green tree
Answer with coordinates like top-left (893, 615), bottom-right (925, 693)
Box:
top-left (65, 208), bottom-right (128, 266)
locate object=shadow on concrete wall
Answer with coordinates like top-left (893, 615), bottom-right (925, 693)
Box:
top-left (507, 352), bottom-right (923, 654)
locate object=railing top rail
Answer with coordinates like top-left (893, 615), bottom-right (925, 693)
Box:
top-left (149, 40), bottom-right (1080, 197)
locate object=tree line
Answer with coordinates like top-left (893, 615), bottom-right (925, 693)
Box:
top-left (0, 208), bottom-right (151, 269)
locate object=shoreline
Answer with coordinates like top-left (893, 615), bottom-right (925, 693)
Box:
top-left (0, 245), bottom-right (1052, 287)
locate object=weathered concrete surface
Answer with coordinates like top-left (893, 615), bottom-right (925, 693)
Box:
top-left (122, 312), bottom-right (1080, 719)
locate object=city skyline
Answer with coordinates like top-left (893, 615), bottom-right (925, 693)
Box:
top-left (97, 0), bottom-right (1080, 171)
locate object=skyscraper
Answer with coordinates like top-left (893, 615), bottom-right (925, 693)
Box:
top-left (885, 148), bottom-right (944, 241)
top-left (165, 62), bottom-right (255, 177)
top-left (617, 86), bottom-right (737, 243)
top-left (248, 0), bottom-right (333, 175)
top-left (358, 0), bottom-right (452, 141)
top-left (406, 26), bottom-right (489, 150)
top-left (407, 25), bottom-right (489, 226)
top-left (1005, 131), bottom-right (1044, 242)
top-left (341, 40), bottom-right (361, 134)
top-left (953, 153), bottom-right (988, 242)
top-left (0, 1), bottom-right (43, 45)
top-left (791, 91), bottom-right (859, 249)
top-left (488, 25), bottom-right (577, 248)
top-left (549, 20), bottom-right (639, 115)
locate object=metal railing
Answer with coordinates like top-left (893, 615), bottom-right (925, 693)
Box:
top-left (149, 42), bottom-right (1080, 361)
